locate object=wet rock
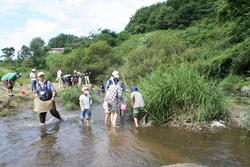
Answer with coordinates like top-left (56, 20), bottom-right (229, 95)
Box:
top-left (163, 163), bottom-right (207, 167)
top-left (141, 121), bottom-right (153, 127)
top-left (210, 120), bottom-right (225, 127)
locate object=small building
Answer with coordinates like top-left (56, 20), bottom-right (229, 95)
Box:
top-left (48, 48), bottom-right (64, 54)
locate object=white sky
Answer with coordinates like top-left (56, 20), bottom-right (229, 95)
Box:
top-left (0, 0), bottom-right (165, 53)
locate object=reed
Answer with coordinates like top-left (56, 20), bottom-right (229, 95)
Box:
top-left (139, 66), bottom-right (229, 124)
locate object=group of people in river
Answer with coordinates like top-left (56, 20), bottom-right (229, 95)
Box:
top-left (1, 69), bottom-right (145, 127)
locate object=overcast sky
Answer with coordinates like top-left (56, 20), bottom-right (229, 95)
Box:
top-left (0, 0), bottom-right (165, 53)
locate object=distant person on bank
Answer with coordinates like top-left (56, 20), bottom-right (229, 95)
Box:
top-left (33, 72), bottom-right (63, 124)
top-left (56, 68), bottom-right (63, 88)
top-left (130, 86), bottom-right (145, 127)
top-left (1, 72), bottom-right (22, 96)
top-left (83, 69), bottom-right (91, 85)
top-left (30, 69), bottom-right (37, 91)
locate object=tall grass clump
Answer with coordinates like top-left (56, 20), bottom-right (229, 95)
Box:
top-left (139, 67), bottom-right (229, 124)
top-left (59, 86), bottom-right (98, 110)
top-left (218, 74), bottom-right (247, 91)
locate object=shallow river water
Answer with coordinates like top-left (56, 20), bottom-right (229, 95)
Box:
top-left (0, 103), bottom-right (250, 167)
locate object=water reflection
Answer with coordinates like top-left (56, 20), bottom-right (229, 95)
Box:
top-left (32, 123), bottom-right (64, 166)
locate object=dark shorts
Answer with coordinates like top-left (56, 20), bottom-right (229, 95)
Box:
top-left (133, 107), bottom-right (145, 118)
top-left (107, 100), bottom-right (118, 113)
top-left (80, 109), bottom-right (91, 120)
top-left (3, 81), bottom-right (13, 89)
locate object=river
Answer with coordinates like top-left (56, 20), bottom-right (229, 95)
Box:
top-left (0, 103), bottom-right (250, 167)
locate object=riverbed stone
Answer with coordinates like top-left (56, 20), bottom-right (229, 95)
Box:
top-left (163, 163), bottom-right (207, 167)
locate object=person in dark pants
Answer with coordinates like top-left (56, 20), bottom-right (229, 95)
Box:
top-left (34, 72), bottom-right (63, 124)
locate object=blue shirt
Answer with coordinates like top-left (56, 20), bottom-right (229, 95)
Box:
top-left (79, 94), bottom-right (91, 109)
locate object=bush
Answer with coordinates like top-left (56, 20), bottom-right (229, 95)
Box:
top-left (59, 86), bottom-right (98, 110)
top-left (139, 66), bottom-right (229, 124)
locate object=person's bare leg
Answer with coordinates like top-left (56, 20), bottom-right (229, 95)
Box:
top-left (86, 119), bottom-right (90, 126)
top-left (105, 114), bottom-right (109, 123)
top-left (111, 113), bottom-right (117, 127)
top-left (134, 118), bottom-right (139, 127)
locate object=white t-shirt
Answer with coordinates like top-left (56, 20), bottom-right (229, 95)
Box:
top-left (79, 94), bottom-right (91, 109)
top-left (57, 70), bottom-right (62, 78)
top-left (131, 91), bottom-right (145, 108)
top-left (30, 72), bottom-right (37, 80)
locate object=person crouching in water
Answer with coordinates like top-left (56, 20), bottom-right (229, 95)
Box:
top-left (130, 86), bottom-right (145, 127)
top-left (79, 87), bottom-right (92, 126)
top-left (33, 72), bottom-right (63, 124)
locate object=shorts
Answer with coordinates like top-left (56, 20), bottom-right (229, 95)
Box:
top-left (3, 81), bottom-right (13, 89)
top-left (133, 107), bottom-right (145, 118)
top-left (103, 101), bottom-right (111, 114)
top-left (80, 109), bottom-right (91, 120)
top-left (107, 100), bottom-right (118, 113)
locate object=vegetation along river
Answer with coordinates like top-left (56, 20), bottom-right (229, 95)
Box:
top-left (0, 102), bottom-right (250, 167)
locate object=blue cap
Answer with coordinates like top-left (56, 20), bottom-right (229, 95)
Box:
top-left (130, 86), bottom-right (138, 92)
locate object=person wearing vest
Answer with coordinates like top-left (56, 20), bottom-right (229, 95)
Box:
top-left (34, 72), bottom-right (63, 124)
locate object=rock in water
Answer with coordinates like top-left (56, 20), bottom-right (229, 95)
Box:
top-left (210, 120), bottom-right (225, 127)
top-left (163, 163), bottom-right (207, 167)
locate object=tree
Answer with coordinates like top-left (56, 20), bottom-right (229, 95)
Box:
top-left (17, 45), bottom-right (32, 60)
top-left (29, 37), bottom-right (46, 68)
top-left (48, 33), bottom-right (82, 48)
top-left (1, 47), bottom-right (15, 62)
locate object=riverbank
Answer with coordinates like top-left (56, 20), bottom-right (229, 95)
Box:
top-left (0, 83), bottom-right (33, 117)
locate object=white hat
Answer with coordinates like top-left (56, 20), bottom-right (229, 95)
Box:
top-left (82, 87), bottom-right (89, 92)
top-left (32, 69), bottom-right (36, 72)
top-left (74, 70), bottom-right (77, 73)
top-left (37, 72), bottom-right (45, 77)
top-left (112, 71), bottom-right (119, 78)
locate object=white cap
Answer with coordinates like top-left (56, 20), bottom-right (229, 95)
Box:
top-left (112, 71), bottom-right (119, 78)
top-left (37, 72), bottom-right (45, 77)
top-left (82, 87), bottom-right (89, 92)
top-left (32, 69), bottom-right (36, 72)
top-left (74, 70), bottom-right (77, 73)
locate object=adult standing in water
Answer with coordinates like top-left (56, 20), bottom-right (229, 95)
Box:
top-left (33, 72), bottom-right (63, 124)
top-left (105, 71), bottom-right (124, 127)
top-left (1, 72), bottom-right (22, 96)
top-left (30, 69), bottom-right (37, 91)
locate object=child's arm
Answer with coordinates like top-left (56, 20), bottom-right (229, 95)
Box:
top-left (90, 97), bottom-right (93, 105)
top-left (79, 96), bottom-right (84, 111)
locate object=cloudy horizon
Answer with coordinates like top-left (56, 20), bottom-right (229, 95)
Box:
top-left (0, 0), bottom-right (165, 54)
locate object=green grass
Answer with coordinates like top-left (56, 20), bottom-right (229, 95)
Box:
top-left (139, 66), bottom-right (230, 124)
top-left (218, 74), bottom-right (248, 91)
top-left (59, 86), bottom-right (98, 110)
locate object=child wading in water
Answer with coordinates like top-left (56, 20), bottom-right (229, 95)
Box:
top-left (130, 86), bottom-right (145, 127)
top-left (79, 87), bottom-right (93, 126)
